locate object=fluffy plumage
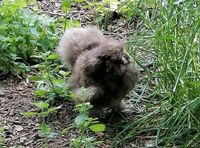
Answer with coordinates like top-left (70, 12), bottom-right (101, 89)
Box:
top-left (57, 27), bottom-right (139, 116)
top-left (57, 27), bottom-right (105, 70)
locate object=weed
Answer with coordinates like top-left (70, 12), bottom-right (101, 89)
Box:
top-left (28, 41), bottom-right (105, 148)
top-left (29, 51), bottom-right (72, 101)
top-left (23, 101), bottom-right (60, 147)
top-left (25, 51), bottom-right (72, 147)
top-left (0, 0), bottom-right (58, 76)
top-left (71, 88), bottom-right (105, 148)
top-left (29, 61), bottom-right (106, 147)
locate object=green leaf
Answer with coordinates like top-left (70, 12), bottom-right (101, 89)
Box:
top-left (40, 122), bottom-right (50, 134)
top-left (16, 0), bottom-right (27, 8)
top-left (39, 122), bottom-right (57, 138)
top-left (74, 114), bottom-right (88, 125)
top-left (47, 53), bottom-right (59, 60)
top-left (89, 124), bottom-right (105, 132)
top-left (61, 0), bottom-right (71, 12)
top-left (39, 111), bottom-right (49, 117)
top-left (32, 101), bottom-right (49, 109)
top-left (53, 78), bottom-right (65, 84)
top-left (69, 93), bottom-right (79, 99)
top-left (34, 90), bottom-right (46, 97)
top-left (72, 20), bottom-right (80, 27)
top-left (37, 37), bottom-right (49, 51)
top-left (29, 76), bottom-right (44, 81)
top-left (30, 27), bottom-right (39, 36)
top-left (22, 112), bottom-right (38, 116)
top-left (0, 35), bottom-right (10, 42)
top-left (54, 87), bottom-right (63, 94)
top-left (74, 0), bottom-right (84, 3)
top-left (0, 127), bottom-right (4, 132)
top-left (63, 19), bottom-right (71, 29)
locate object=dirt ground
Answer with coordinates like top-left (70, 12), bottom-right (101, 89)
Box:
top-left (0, 78), bottom-right (154, 148)
top-left (0, 78), bottom-right (88, 147)
top-left (0, 1), bottom-right (156, 148)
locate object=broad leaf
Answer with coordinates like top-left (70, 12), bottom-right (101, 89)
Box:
top-left (61, 0), bottom-right (71, 12)
top-left (74, 114), bottom-right (88, 125)
top-left (89, 124), bottom-right (105, 132)
top-left (32, 101), bottom-right (49, 109)
top-left (47, 53), bottom-right (59, 60)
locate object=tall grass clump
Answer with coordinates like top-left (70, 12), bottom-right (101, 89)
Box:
top-left (153, 1), bottom-right (200, 146)
top-left (112, 0), bottom-right (200, 147)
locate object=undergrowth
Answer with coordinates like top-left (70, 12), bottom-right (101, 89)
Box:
top-left (111, 0), bottom-right (200, 147)
top-left (27, 38), bottom-right (105, 148)
top-left (0, 0), bottom-right (58, 76)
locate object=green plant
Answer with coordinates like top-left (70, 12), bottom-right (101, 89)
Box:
top-left (72, 102), bottom-right (97, 148)
top-left (39, 122), bottom-right (57, 148)
top-left (60, 0), bottom-right (81, 31)
top-left (0, 0), bottom-right (58, 76)
top-left (29, 51), bottom-right (72, 101)
top-left (0, 126), bottom-right (6, 148)
top-left (111, 0), bottom-right (200, 147)
top-left (24, 54), bottom-right (68, 147)
top-left (86, 0), bottom-right (116, 29)
top-left (28, 50), bottom-right (106, 147)
top-left (71, 88), bottom-right (105, 148)
top-left (29, 63), bottom-right (105, 147)
top-left (152, 1), bottom-right (200, 146)
top-left (60, 88), bottom-right (105, 148)
top-left (23, 101), bottom-right (61, 118)
top-left (23, 101), bottom-right (59, 147)
top-left (25, 51), bottom-right (72, 147)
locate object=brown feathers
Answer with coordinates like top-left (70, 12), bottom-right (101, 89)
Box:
top-left (56, 27), bottom-right (105, 70)
top-left (57, 27), bottom-right (139, 117)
